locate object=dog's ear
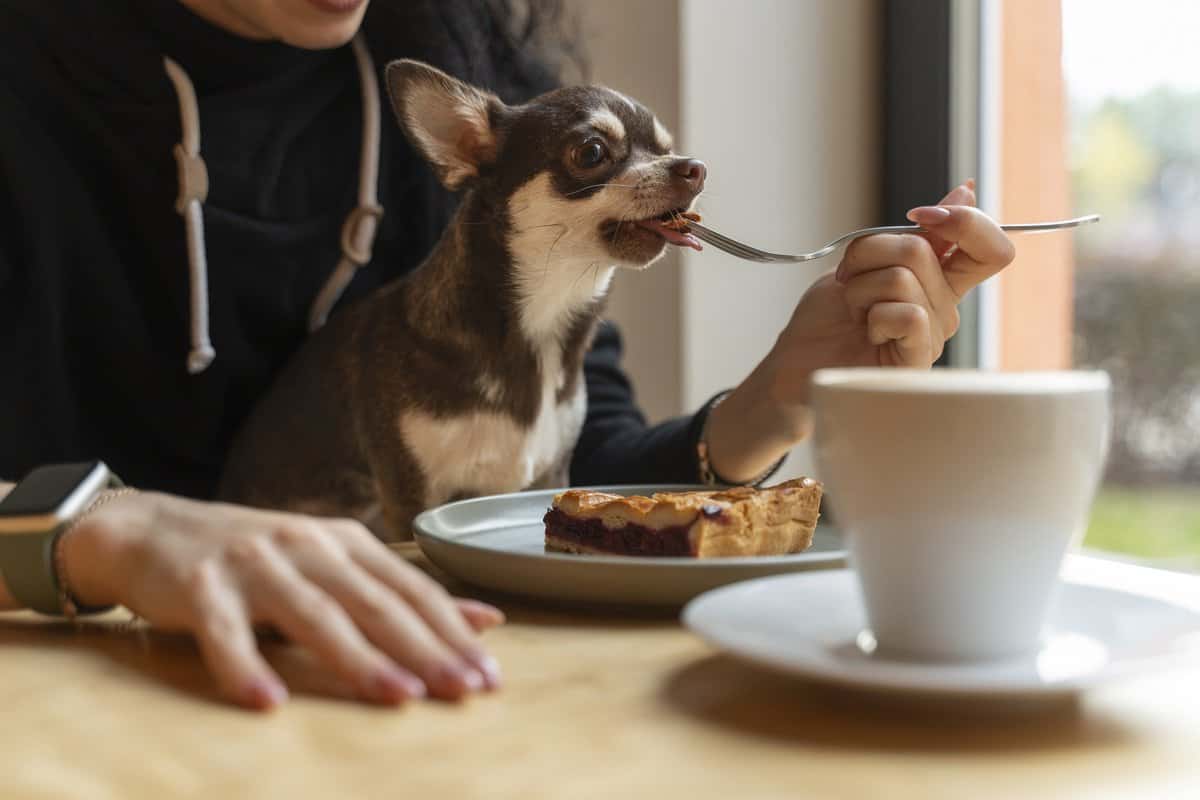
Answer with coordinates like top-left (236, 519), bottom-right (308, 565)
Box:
top-left (386, 59), bottom-right (505, 191)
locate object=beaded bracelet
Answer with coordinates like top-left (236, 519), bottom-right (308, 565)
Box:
top-left (696, 391), bottom-right (787, 488)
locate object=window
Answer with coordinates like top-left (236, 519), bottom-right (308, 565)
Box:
top-left (997, 0), bottom-right (1199, 570)
top-left (888, 0), bottom-right (1198, 571)
top-left (1062, 0), bottom-right (1200, 570)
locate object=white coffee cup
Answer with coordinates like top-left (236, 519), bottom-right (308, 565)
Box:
top-left (811, 368), bottom-right (1111, 662)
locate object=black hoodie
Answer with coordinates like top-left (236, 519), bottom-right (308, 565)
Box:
top-left (0, 0), bottom-right (715, 498)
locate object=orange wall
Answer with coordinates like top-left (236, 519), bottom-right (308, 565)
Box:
top-left (999, 0), bottom-right (1074, 370)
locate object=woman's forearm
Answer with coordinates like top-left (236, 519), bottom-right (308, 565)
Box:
top-left (704, 362), bottom-right (811, 484)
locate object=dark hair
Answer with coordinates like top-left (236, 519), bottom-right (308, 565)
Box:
top-left (364, 0), bottom-right (585, 103)
top-left (356, 1), bottom-right (586, 281)
top-left (473, 0), bottom-right (587, 95)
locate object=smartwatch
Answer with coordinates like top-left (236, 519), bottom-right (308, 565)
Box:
top-left (0, 461), bottom-right (123, 615)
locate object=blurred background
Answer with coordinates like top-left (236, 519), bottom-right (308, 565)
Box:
top-left (1063, 0), bottom-right (1200, 570)
top-left (565, 0), bottom-right (1198, 571)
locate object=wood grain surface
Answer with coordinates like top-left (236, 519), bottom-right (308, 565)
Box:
top-left (1, 549), bottom-right (1196, 800)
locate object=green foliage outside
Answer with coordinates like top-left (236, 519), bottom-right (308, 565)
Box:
top-left (1070, 88), bottom-right (1200, 572)
top-left (1084, 488), bottom-right (1200, 571)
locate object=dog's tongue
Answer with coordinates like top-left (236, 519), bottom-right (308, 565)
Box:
top-left (636, 219), bottom-right (703, 251)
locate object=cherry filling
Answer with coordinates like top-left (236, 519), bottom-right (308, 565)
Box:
top-left (543, 509), bottom-right (697, 556)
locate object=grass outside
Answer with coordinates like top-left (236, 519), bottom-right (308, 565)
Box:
top-left (1083, 486), bottom-right (1200, 571)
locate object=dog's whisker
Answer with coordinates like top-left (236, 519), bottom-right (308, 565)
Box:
top-left (540, 225), bottom-right (572, 291)
top-left (565, 182), bottom-right (638, 197)
top-left (514, 222), bottom-right (574, 234)
top-left (569, 259), bottom-right (600, 292)
top-left (611, 210), bottom-right (634, 245)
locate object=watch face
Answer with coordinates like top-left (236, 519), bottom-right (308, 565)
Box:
top-left (0, 462), bottom-right (103, 517)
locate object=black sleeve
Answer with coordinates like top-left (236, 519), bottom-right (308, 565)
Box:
top-left (0, 98), bottom-right (14, 294)
top-left (569, 322), bottom-right (709, 486)
top-left (0, 211), bottom-right (9, 291)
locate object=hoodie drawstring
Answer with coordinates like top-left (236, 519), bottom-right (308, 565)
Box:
top-left (163, 55), bottom-right (214, 375)
top-left (162, 34), bottom-right (384, 375)
top-left (308, 36), bottom-right (384, 332)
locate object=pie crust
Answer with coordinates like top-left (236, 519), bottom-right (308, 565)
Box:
top-left (543, 478), bottom-right (822, 558)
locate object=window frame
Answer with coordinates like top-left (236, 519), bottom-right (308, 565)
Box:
top-left (881, 0), bottom-right (1001, 369)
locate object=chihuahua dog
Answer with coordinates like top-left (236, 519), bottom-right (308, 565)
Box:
top-left (218, 60), bottom-right (706, 541)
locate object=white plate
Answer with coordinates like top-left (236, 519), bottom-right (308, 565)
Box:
top-left (683, 569), bottom-right (1200, 697)
top-left (412, 485), bottom-right (846, 606)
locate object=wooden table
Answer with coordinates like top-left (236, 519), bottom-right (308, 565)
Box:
top-left (1, 549), bottom-right (1197, 800)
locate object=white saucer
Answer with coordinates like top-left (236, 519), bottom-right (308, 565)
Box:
top-left (682, 569), bottom-right (1200, 697)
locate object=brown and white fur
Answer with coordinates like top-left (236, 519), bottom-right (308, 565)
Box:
top-left (218, 60), bottom-right (706, 541)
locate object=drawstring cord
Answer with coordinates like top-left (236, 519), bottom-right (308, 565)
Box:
top-left (308, 36), bottom-right (385, 331)
top-left (162, 34), bottom-right (384, 375)
top-left (163, 56), bottom-right (214, 374)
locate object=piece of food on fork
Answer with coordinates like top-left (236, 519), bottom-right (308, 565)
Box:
top-left (661, 210), bottom-right (701, 231)
top-left (636, 209), bottom-right (703, 250)
top-left (543, 478), bottom-right (822, 558)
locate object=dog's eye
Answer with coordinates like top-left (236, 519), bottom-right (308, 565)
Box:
top-left (573, 139), bottom-right (610, 169)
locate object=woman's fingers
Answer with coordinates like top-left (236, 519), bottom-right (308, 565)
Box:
top-left (186, 559), bottom-right (288, 711)
top-left (455, 598), bottom-right (506, 632)
top-left (332, 521), bottom-right (502, 688)
top-left (922, 181), bottom-right (977, 257)
top-left (866, 302), bottom-right (936, 366)
top-left (298, 553), bottom-right (489, 700)
top-left (841, 265), bottom-right (946, 362)
top-left (839, 237), bottom-right (959, 337)
top-left (74, 493), bottom-right (504, 711)
top-left (835, 251), bottom-right (944, 364)
top-left (906, 204), bottom-right (1016, 297)
top-left (940, 180), bottom-right (975, 206)
top-left (233, 539), bottom-right (425, 706)
top-left (834, 185), bottom-right (1011, 369)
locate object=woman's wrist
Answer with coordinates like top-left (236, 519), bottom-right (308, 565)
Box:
top-left (58, 491), bottom-right (146, 609)
top-left (704, 363), bottom-right (813, 484)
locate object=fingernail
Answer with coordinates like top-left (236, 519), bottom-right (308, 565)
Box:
top-left (431, 662), bottom-right (484, 697)
top-left (459, 664), bottom-right (485, 692)
top-left (464, 599), bottom-right (506, 626)
top-left (470, 654), bottom-right (503, 690)
top-left (906, 206), bottom-right (952, 226)
top-left (246, 679), bottom-right (288, 710)
top-left (374, 667), bottom-right (426, 704)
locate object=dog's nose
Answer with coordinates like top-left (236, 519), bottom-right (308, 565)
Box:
top-left (671, 158), bottom-right (707, 193)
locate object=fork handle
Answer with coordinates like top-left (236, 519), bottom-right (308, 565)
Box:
top-left (687, 214), bottom-right (1100, 265)
top-left (997, 214), bottom-right (1101, 233)
top-left (860, 215), bottom-right (1101, 237)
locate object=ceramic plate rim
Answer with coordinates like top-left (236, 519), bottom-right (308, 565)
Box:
top-left (412, 484), bottom-right (845, 569)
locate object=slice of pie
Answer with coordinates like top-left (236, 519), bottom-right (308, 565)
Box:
top-left (543, 478), bottom-right (822, 558)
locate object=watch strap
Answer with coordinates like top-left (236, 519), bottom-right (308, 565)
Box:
top-left (1, 529), bottom-right (64, 615)
top-left (0, 470), bottom-right (123, 616)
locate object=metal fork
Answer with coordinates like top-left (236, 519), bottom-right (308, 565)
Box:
top-left (686, 214), bottom-right (1101, 263)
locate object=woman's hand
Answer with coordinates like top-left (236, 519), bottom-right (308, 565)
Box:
top-left (705, 182), bottom-right (1016, 482)
top-left (60, 491), bottom-right (504, 710)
